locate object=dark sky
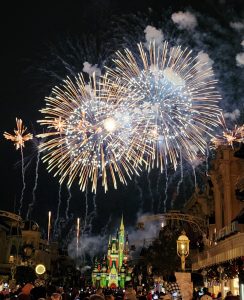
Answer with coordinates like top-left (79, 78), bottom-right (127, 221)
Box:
top-left (1, 0), bottom-right (244, 243)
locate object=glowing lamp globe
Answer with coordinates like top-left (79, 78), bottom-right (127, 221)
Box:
top-left (177, 231), bottom-right (190, 257)
top-left (35, 264), bottom-right (46, 275)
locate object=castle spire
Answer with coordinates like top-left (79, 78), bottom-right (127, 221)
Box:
top-left (120, 214), bottom-right (124, 231)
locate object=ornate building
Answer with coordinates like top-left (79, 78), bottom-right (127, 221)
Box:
top-left (91, 216), bottom-right (132, 288)
top-left (188, 145), bottom-right (244, 297)
top-left (0, 211), bottom-right (60, 282)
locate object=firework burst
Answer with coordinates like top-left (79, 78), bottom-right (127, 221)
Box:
top-left (37, 74), bottom-right (148, 192)
top-left (4, 118), bottom-right (33, 149)
top-left (211, 124), bottom-right (244, 148)
top-left (4, 118), bottom-right (33, 215)
top-left (106, 41), bottom-right (222, 170)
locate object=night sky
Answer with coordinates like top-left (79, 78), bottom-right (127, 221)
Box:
top-left (1, 0), bottom-right (244, 248)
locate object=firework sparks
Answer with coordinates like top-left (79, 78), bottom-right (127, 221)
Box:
top-left (4, 118), bottom-right (33, 215)
top-left (106, 41), bottom-right (222, 171)
top-left (4, 118), bottom-right (33, 149)
top-left (37, 74), bottom-right (148, 192)
top-left (211, 124), bottom-right (244, 147)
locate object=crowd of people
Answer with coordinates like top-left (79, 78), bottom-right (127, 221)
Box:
top-left (0, 275), bottom-right (182, 300)
top-left (193, 288), bottom-right (240, 300)
top-left (0, 278), bottom-right (240, 300)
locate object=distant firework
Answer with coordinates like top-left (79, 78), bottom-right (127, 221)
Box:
top-left (4, 118), bottom-right (33, 150)
top-left (107, 42), bottom-right (222, 171)
top-left (37, 74), bottom-right (148, 192)
top-left (211, 124), bottom-right (244, 148)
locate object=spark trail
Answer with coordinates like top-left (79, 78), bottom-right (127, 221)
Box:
top-left (146, 171), bottom-right (154, 212)
top-left (65, 186), bottom-right (72, 220)
top-left (53, 183), bottom-right (62, 239)
top-left (18, 148), bottom-right (26, 216)
top-left (3, 118), bottom-right (33, 217)
top-left (81, 188), bottom-right (89, 237)
top-left (26, 148), bottom-right (40, 220)
top-left (134, 176), bottom-right (143, 213)
top-left (192, 165), bottom-right (197, 188)
top-left (163, 168), bottom-right (168, 213)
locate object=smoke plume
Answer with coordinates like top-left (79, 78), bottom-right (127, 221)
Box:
top-left (171, 11), bottom-right (197, 30)
top-left (83, 62), bottom-right (101, 77)
top-left (144, 25), bottom-right (164, 47)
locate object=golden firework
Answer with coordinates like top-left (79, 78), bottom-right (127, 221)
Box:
top-left (37, 74), bottom-right (148, 193)
top-left (4, 118), bottom-right (33, 150)
top-left (211, 124), bottom-right (244, 148)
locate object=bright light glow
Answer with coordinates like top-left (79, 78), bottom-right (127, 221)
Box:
top-left (104, 117), bottom-right (117, 132)
top-left (35, 264), bottom-right (46, 275)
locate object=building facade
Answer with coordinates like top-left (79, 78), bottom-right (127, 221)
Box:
top-left (0, 211), bottom-right (59, 282)
top-left (189, 146), bottom-right (244, 297)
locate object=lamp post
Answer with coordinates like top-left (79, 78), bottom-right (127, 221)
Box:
top-left (9, 255), bottom-right (16, 282)
top-left (177, 231), bottom-right (190, 272)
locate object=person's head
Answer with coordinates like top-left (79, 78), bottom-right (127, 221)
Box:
top-left (105, 295), bottom-right (114, 300)
top-left (96, 289), bottom-right (103, 295)
top-left (51, 293), bottom-right (61, 300)
top-left (90, 295), bottom-right (104, 300)
top-left (203, 287), bottom-right (209, 295)
top-left (226, 291), bottom-right (232, 296)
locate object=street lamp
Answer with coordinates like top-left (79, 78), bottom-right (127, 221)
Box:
top-left (177, 231), bottom-right (190, 271)
top-left (9, 255), bottom-right (16, 282)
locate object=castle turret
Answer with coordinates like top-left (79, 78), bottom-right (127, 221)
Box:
top-left (118, 215), bottom-right (125, 268)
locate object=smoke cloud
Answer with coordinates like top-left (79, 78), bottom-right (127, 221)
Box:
top-left (195, 51), bottom-right (214, 72)
top-left (171, 11), bottom-right (197, 30)
top-left (224, 109), bottom-right (241, 121)
top-left (68, 213), bottom-right (161, 266)
top-left (68, 234), bottom-right (107, 267)
top-left (230, 21), bottom-right (244, 31)
top-left (144, 25), bottom-right (164, 47)
top-left (83, 62), bottom-right (101, 77)
top-left (236, 53), bottom-right (244, 67)
top-left (127, 213), bottom-right (161, 257)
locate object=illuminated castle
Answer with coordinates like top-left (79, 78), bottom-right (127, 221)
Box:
top-left (91, 216), bottom-right (132, 289)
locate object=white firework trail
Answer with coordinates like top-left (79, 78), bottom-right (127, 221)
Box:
top-left (163, 168), bottom-right (169, 213)
top-left (101, 214), bottom-right (112, 236)
top-left (205, 145), bottom-right (210, 176)
top-left (147, 171), bottom-right (155, 212)
top-left (18, 147), bottom-right (26, 216)
top-left (65, 185), bottom-right (72, 220)
top-left (86, 193), bottom-right (97, 235)
top-left (81, 188), bottom-right (89, 237)
top-left (134, 176), bottom-right (143, 213)
top-left (92, 193), bottom-right (97, 217)
top-left (26, 149), bottom-right (40, 220)
top-left (176, 150), bottom-right (184, 196)
top-left (53, 183), bottom-right (62, 239)
top-left (192, 165), bottom-right (197, 187)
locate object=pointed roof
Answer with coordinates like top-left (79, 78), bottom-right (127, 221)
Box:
top-left (108, 235), bottom-right (111, 247)
top-left (120, 214), bottom-right (124, 231)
